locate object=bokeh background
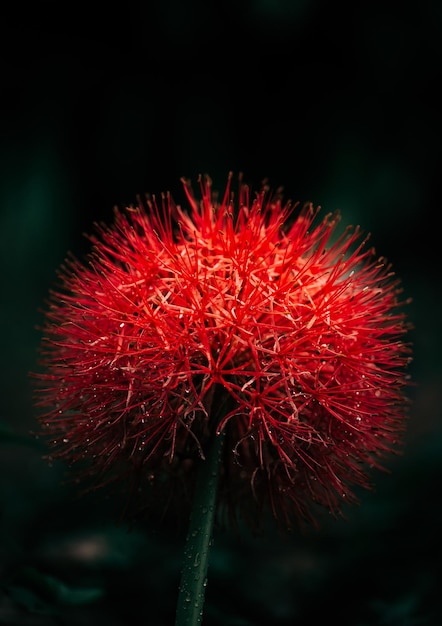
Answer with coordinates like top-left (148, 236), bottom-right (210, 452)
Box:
top-left (1, 1), bottom-right (441, 624)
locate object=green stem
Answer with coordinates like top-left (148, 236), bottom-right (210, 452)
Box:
top-left (175, 430), bottom-right (225, 626)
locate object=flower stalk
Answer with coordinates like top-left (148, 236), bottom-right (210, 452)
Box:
top-left (175, 429), bottom-right (225, 626)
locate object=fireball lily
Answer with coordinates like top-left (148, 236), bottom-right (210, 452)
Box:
top-left (34, 173), bottom-right (411, 625)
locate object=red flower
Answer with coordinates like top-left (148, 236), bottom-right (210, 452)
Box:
top-left (34, 173), bottom-right (412, 529)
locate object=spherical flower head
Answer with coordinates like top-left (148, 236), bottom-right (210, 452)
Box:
top-left (34, 173), bottom-right (412, 529)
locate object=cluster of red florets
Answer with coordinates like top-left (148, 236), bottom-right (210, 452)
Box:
top-left (34, 174), bottom-right (411, 528)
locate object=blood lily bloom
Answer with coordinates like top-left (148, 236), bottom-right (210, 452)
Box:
top-left (34, 173), bottom-right (411, 530)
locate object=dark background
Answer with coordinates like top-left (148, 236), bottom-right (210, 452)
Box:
top-left (1, 1), bottom-right (441, 625)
